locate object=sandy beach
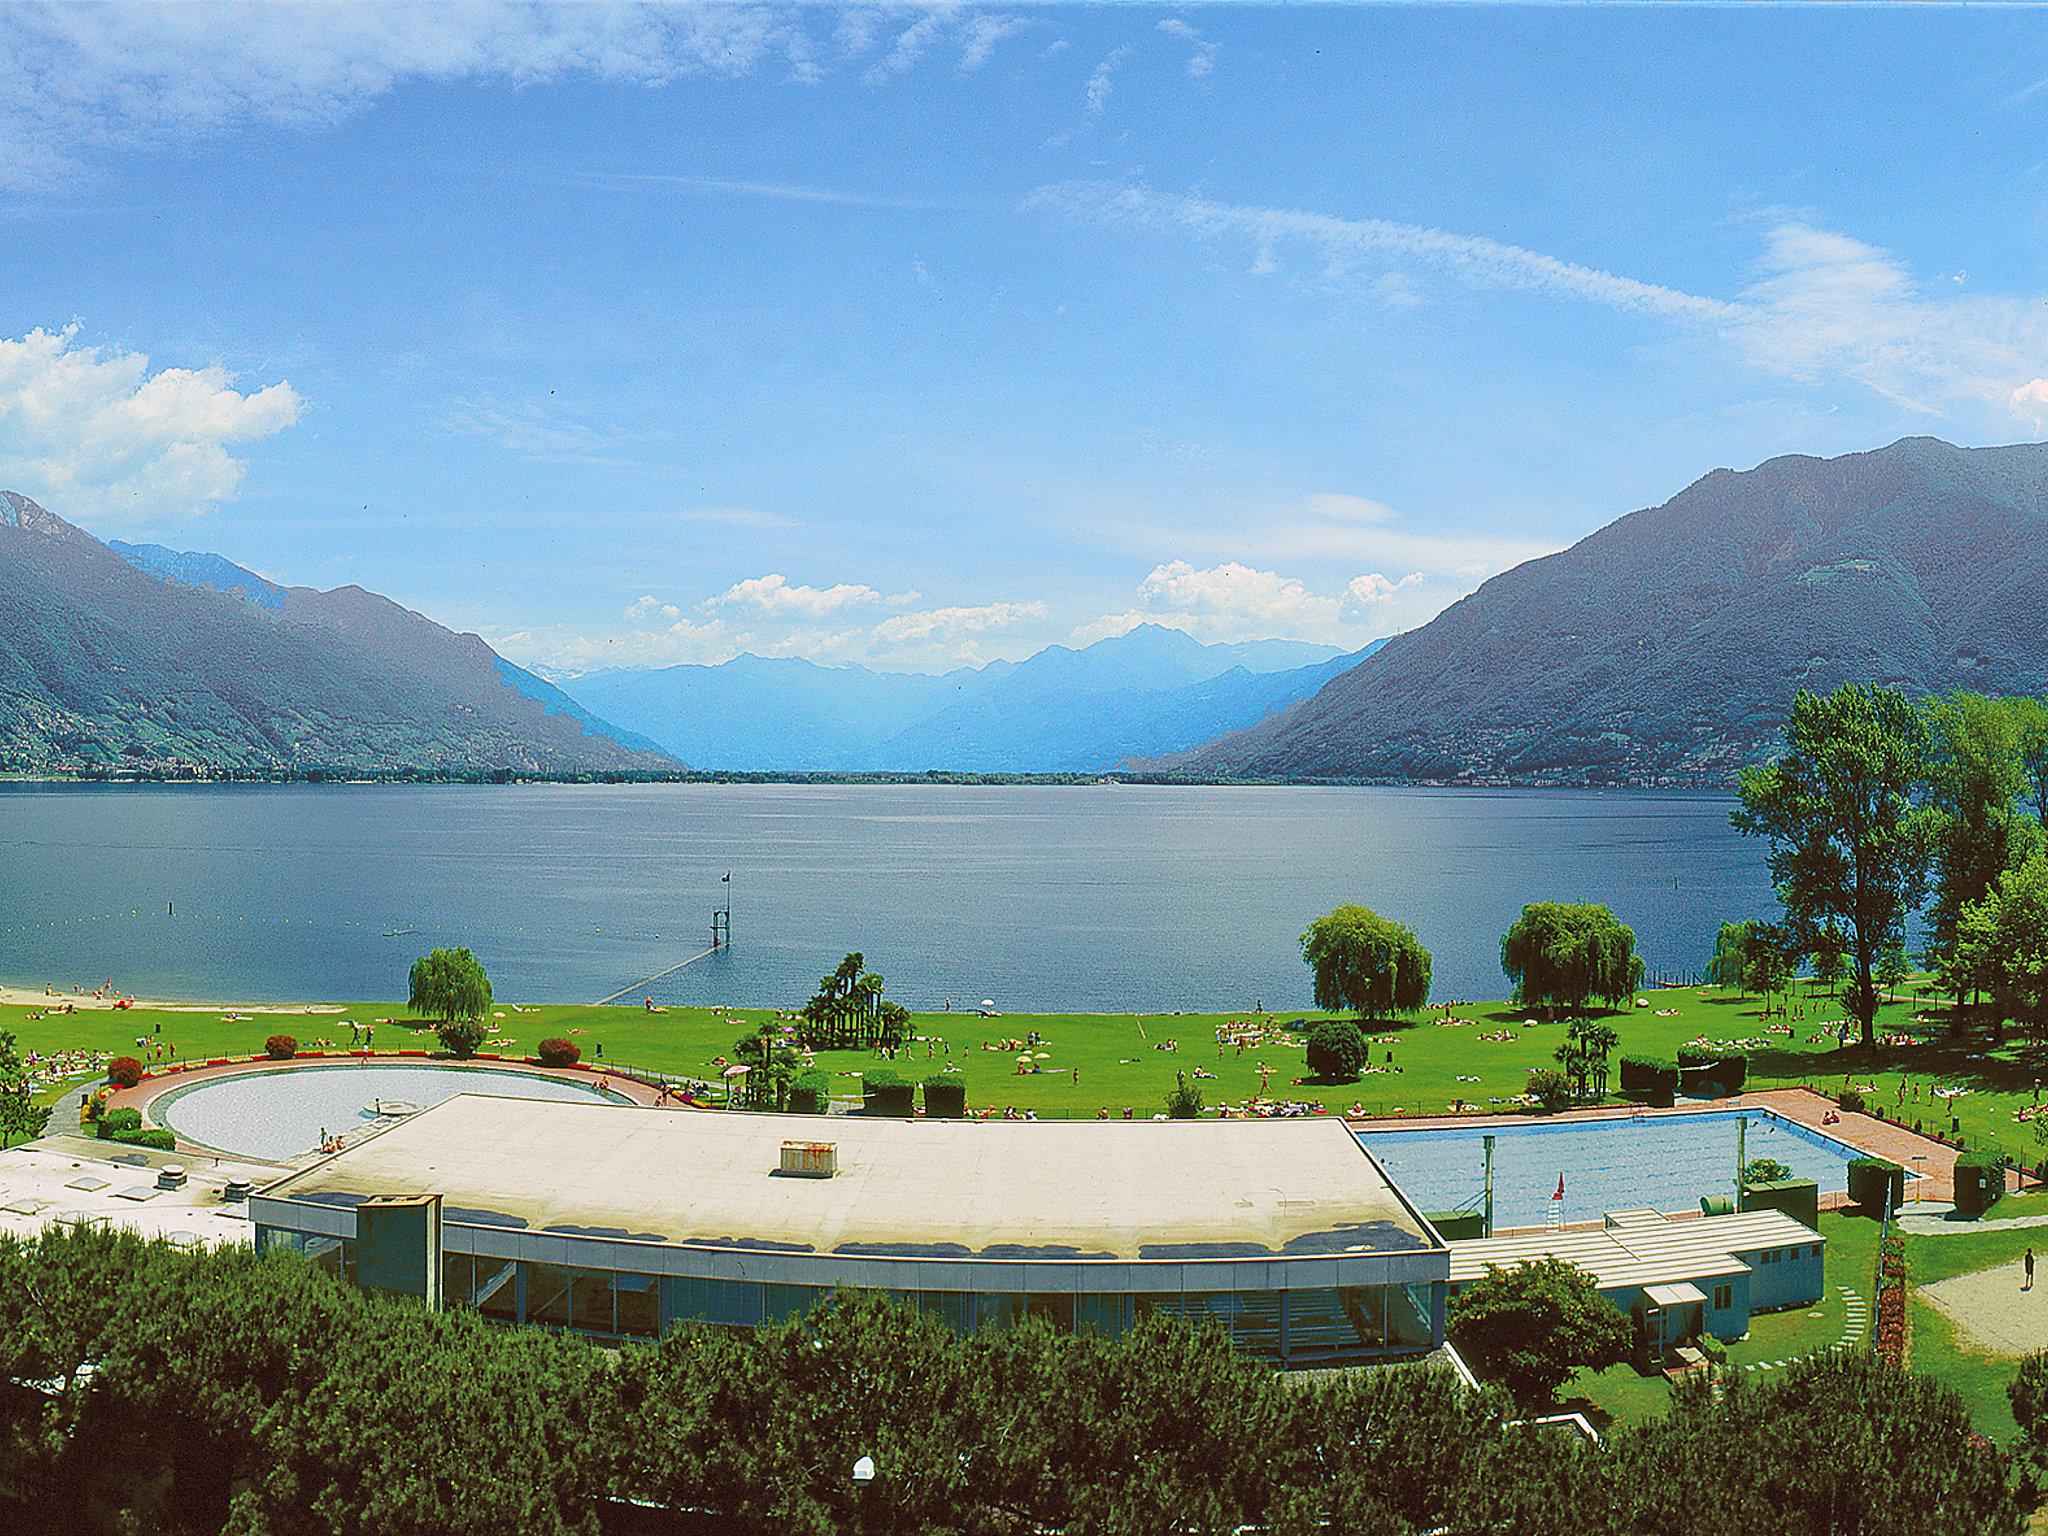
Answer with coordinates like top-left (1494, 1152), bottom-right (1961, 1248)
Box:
top-left (0, 982), bottom-right (344, 1015)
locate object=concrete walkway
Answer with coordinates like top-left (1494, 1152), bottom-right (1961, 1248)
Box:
top-left (1900, 1199), bottom-right (2048, 1236)
top-left (1922, 1261), bottom-right (2048, 1358)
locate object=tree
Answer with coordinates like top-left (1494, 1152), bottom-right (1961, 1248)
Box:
top-left (1968, 851), bottom-right (2048, 1040)
top-left (733, 1023), bottom-right (805, 1110)
top-left (796, 953), bottom-right (910, 1052)
top-left (1921, 692), bottom-right (2041, 1004)
top-left (1875, 941), bottom-right (1911, 1007)
top-left (1299, 906), bottom-right (1432, 1019)
top-left (1705, 920), bottom-right (1754, 994)
top-left (408, 947), bottom-right (493, 1058)
top-left (1741, 922), bottom-right (1794, 1016)
top-left (1733, 684), bottom-right (1930, 1049)
top-left (1554, 1018), bottom-right (1619, 1100)
top-left (1446, 1258), bottom-right (1629, 1412)
top-left (1164, 1071), bottom-right (1204, 1119)
top-left (1500, 902), bottom-right (1643, 1016)
top-left (1744, 1157), bottom-right (1792, 1184)
top-left (1811, 924), bottom-right (1849, 998)
top-left (2016, 695), bottom-right (2048, 829)
top-left (0, 1032), bottom-right (50, 1150)
top-left (1303, 1021), bottom-right (1367, 1083)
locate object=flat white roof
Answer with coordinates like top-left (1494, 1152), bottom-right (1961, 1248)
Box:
top-left (261, 1094), bottom-right (1440, 1263)
top-left (0, 1142), bottom-right (261, 1250)
top-left (1448, 1209), bottom-right (1819, 1292)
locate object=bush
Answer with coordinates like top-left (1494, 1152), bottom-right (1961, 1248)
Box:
top-left (1165, 1071), bottom-right (1204, 1119)
top-left (1839, 1089), bottom-right (1866, 1116)
top-left (1849, 1156), bottom-right (1904, 1215)
top-left (1304, 1021), bottom-right (1368, 1083)
top-left (437, 1019), bottom-right (487, 1059)
top-left (97, 1107), bottom-right (143, 1137)
top-left (1743, 1158), bottom-right (1793, 1185)
top-left (536, 1037), bottom-right (580, 1068)
top-left (1526, 1067), bottom-right (1573, 1113)
top-left (107, 1056), bottom-right (144, 1089)
top-left (264, 1034), bottom-right (297, 1060)
top-left (787, 1070), bottom-right (832, 1115)
top-left (922, 1076), bottom-right (966, 1119)
top-left (862, 1070), bottom-right (915, 1118)
top-left (1953, 1150), bottom-right (2003, 1218)
top-left (1618, 1055), bottom-right (1677, 1107)
top-left (109, 1126), bottom-right (177, 1151)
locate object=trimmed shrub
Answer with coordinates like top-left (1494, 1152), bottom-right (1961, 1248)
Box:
top-left (1838, 1090), bottom-right (1866, 1116)
top-left (1848, 1156), bottom-right (1904, 1215)
top-left (1953, 1151), bottom-right (2003, 1218)
top-left (107, 1056), bottom-right (144, 1089)
top-left (109, 1126), bottom-right (177, 1151)
top-left (264, 1034), bottom-right (297, 1060)
top-left (436, 1019), bottom-right (487, 1059)
top-left (536, 1037), bottom-right (580, 1068)
top-left (1304, 1021), bottom-right (1368, 1083)
top-left (1526, 1067), bottom-right (1572, 1113)
top-left (862, 1070), bottom-right (915, 1118)
top-left (96, 1107), bottom-right (143, 1138)
top-left (1676, 1049), bottom-right (1746, 1096)
top-left (787, 1070), bottom-right (832, 1115)
top-left (1619, 1055), bottom-right (1677, 1108)
top-left (922, 1076), bottom-right (967, 1119)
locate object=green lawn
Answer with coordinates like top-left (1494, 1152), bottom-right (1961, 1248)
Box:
top-left (7, 975), bottom-right (2034, 1134)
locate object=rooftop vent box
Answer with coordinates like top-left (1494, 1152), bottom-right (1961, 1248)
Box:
top-left (780, 1141), bottom-right (838, 1179)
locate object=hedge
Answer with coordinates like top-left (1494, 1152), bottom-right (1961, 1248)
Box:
top-left (862, 1071), bottom-right (915, 1118)
top-left (1619, 1056), bottom-right (1677, 1107)
top-left (1848, 1156), bottom-right (1905, 1215)
top-left (1676, 1049), bottom-right (1746, 1095)
top-left (1953, 1151), bottom-right (2004, 1218)
top-left (923, 1076), bottom-right (967, 1119)
top-left (787, 1070), bottom-right (832, 1115)
top-left (108, 1127), bottom-right (177, 1151)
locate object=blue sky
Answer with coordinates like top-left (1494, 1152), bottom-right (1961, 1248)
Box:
top-left (7, 2), bottom-right (2048, 675)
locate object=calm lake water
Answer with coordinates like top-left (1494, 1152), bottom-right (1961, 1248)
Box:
top-left (0, 783), bottom-right (1771, 1012)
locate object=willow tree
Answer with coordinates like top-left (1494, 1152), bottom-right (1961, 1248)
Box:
top-left (1499, 902), bottom-right (1641, 1016)
top-left (1300, 906), bottom-right (1432, 1019)
top-left (408, 947), bottom-right (493, 1057)
top-left (1733, 684), bottom-right (1929, 1049)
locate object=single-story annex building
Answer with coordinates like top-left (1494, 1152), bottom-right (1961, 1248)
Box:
top-left (250, 1093), bottom-right (1451, 1367)
top-left (1446, 1206), bottom-right (1826, 1367)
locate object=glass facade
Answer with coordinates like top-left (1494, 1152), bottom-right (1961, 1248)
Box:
top-left (271, 1223), bottom-right (1443, 1363)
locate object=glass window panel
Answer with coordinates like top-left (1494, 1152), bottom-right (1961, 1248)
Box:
top-left (664, 1276), bottom-right (764, 1329)
top-left (1229, 1291), bottom-right (1284, 1361)
top-left (974, 1293), bottom-right (1030, 1331)
top-left (1387, 1282), bottom-right (1436, 1349)
top-left (1075, 1293), bottom-right (1130, 1339)
top-left (441, 1252), bottom-right (475, 1308)
top-left (1025, 1293), bottom-right (1076, 1332)
top-left (614, 1274), bottom-right (660, 1339)
top-left (475, 1257), bottom-right (518, 1323)
top-left (525, 1262), bottom-right (572, 1329)
top-left (570, 1269), bottom-right (615, 1335)
top-left (762, 1284), bottom-right (820, 1324)
top-left (918, 1292), bottom-right (972, 1334)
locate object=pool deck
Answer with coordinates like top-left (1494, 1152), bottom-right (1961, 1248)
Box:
top-left (1351, 1086), bottom-right (1972, 1213)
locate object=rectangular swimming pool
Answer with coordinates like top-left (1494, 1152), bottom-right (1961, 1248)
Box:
top-left (1358, 1109), bottom-right (1886, 1231)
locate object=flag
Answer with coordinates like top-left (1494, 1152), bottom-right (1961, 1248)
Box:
top-left (722, 872), bottom-right (731, 883)
top-left (1553, 1174), bottom-right (1565, 1201)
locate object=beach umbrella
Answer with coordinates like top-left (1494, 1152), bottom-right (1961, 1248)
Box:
top-left (722, 1064), bottom-right (751, 1079)
top-left (1017, 1053), bottom-right (1032, 1064)
top-left (1034, 1052), bottom-right (1050, 1060)
top-left (981, 999), bottom-right (996, 1009)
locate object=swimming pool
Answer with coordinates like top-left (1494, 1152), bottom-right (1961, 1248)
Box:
top-left (154, 1061), bottom-right (634, 1161)
top-left (1359, 1109), bottom-right (1882, 1231)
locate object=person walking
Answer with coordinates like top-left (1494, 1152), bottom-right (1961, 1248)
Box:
top-left (2026, 1248), bottom-right (2036, 1292)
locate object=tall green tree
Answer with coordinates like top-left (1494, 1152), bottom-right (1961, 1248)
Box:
top-left (407, 947), bottom-right (493, 1056)
top-left (1921, 692), bottom-right (2041, 1003)
top-left (1810, 923), bottom-right (1849, 998)
top-left (1704, 920), bottom-right (1754, 994)
top-left (1299, 905), bottom-right (1432, 1018)
top-left (0, 1031), bottom-right (50, 1150)
top-left (1554, 1018), bottom-right (1619, 1100)
top-left (2015, 695), bottom-right (2048, 829)
top-left (1733, 684), bottom-right (1931, 1049)
top-left (1742, 922), bottom-right (1795, 1016)
top-left (1964, 851), bottom-right (2048, 1040)
top-left (1447, 1258), bottom-right (1630, 1412)
top-left (1500, 902), bottom-right (1642, 1016)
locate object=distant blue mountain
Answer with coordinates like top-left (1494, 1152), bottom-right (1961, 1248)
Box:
top-left (108, 541), bottom-right (287, 609)
top-left (563, 624), bottom-right (1388, 772)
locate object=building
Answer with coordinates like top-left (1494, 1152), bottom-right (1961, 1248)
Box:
top-left (249, 1093), bottom-right (1451, 1366)
top-left (1446, 1206), bottom-right (1826, 1367)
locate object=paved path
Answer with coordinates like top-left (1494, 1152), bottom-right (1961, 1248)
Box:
top-left (1922, 1262), bottom-right (2048, 1358)
top-left (1901, 1202), bottom-right (2048, 1236)
top-left (1738, 1284), bottom-right (1868, 1373)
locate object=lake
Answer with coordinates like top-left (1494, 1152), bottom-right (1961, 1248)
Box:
top-left (0, 783), bottom-right (1772, 1011)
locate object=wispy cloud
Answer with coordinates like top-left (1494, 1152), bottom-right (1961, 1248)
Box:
top-left (1157, 19), bottom-right (1219, 80)
top-left (960, 15), bottom-right (1031, 72)
top-left (1030, 180), bottom-right (2048, 428)
top-left (561, 170), bottom-right (954, 213)
top-left (1085, 46), bottom-right (1131, 119)
top-left (439, 394), bottom-right (660, 466)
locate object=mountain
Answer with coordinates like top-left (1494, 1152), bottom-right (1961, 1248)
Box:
top-left (563, 624), bottom-right (1377, 772)
top-left (1165, 437), bottom-right (2048, 785)
top-left (0, 493), bottom-right (670, 776)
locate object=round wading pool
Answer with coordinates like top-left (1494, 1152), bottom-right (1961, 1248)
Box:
top-left (152, 1061), bottom-right (634, 1161)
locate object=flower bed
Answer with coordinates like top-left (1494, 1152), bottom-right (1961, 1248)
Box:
top-left (1874, 1232), bottom-right (1907, 1364)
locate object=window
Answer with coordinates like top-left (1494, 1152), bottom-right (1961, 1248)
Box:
top-left (1712, 1284), bottom-right (1733, 1310)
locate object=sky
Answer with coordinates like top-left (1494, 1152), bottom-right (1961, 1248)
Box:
top-left (7, 2), bottom-right (2048, 677)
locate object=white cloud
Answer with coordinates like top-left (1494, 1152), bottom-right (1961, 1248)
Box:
top-left (1346, 571), bottom-right (1424, 605)
top-left (1077, 560), bottom-right (1349, 646)
top-left (871, 600), bottom-right (1048, 645)
top-left (440, 394), bottom-right (654, 465)
top-left (624, 594), bottom-right (681, 623)
top-left (1030, 181), bottom-right (2048, 430)
top-left (711, 572), bottom-right (881, 617)
top-left (2014, 378), bottom-right (2048, 427)
top-left (960, 16), bottom-right (1030, 71)
top-left (0, 324), bottom-right (300, 525)
top-left (1157, 19), bottom-right (1219, 79)
top-left (1085, 46), bottom-right (1130, 118)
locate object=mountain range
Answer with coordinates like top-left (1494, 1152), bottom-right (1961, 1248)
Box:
top-left (561, 626), bottom-right (1378, 772)
top-left (0, 493), bottom-right (666, 777)
top-left (1166, 437), bottom-right (2048, 784)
